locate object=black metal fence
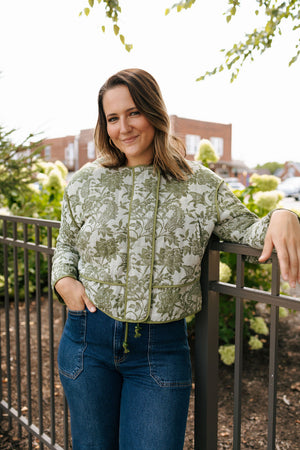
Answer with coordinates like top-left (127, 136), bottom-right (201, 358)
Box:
top-left (0, 214), bottom-right (300, 449)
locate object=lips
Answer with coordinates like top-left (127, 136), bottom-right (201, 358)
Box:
top-left (122, 136), bottom-right (139, 144)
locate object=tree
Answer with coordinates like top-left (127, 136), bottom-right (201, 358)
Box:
top-left (254, 161), bottom-right (284, 174)
top-left (0, 127), bottom-right (42, 209)
top-left (80, 0), bottom-right (300, 81)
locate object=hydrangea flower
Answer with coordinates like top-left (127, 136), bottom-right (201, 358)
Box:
top-left (195, 139), bottom-right (219, 164)
top-left (255, 191), bottom-right (283, 212)
top-left (250, 173), bottom-right (281, 191)
top-left (250, 316), bottom-right (269, 336)
top-left (55, 160), bottom-right (68, 179)
top-left (219, 262), bottom-right (232, 283)
top-left (279, 307), bottom-right (289, 318)
top-left (219, 345), bottom-right (235, 365)
top-left (44, 168), bottom-right (65, 192)
top-left (249, 335), bottom-right (263, 350)
top-left (36, 173), bottom-right (49, 188)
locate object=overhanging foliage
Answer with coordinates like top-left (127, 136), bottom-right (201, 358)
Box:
top-left (80, 0), bottom-right (300, 81)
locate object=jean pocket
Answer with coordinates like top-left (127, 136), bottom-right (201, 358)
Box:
top-left (148, 321), bottom-right (192, 388)
top-left (58, 310), bottom-right (87, 380)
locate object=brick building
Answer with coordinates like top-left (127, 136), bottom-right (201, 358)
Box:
top-left (278, 161), bottom-right (300, 180)
top-left (41, 115), bottom-right (246, 178)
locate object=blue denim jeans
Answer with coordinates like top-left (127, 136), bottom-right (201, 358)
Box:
top-left (58, 308), bottom-right (192, 450)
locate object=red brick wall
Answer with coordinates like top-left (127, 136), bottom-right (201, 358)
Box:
top-left (42, 135), bottom-right (76, 170)
top-left (170, 115), bottom-right (232, 161)
top-left (77, 129), bottom-right (95, 168)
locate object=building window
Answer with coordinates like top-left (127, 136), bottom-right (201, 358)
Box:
top-left (44, 145), bottom-right (51, 161)
top-left (210, 137), bottom-right (224, 157)
top-left (185, 134), bottom-right (201, 155)
top-left (87, 141), bottom-right (95, 159)
top-left (65, 143), bottom-right (74, 167)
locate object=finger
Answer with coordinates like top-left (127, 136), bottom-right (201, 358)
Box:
top-left (259, 233), bottom-right (273, 263)
top-left (298, 246), bottom-right (300, 284)
top-left (284, 240), bottom-right (300, 288)
top-left (82, 293), bottom-right (97, 313)
top-left (275, 245), bottom-right (290, 284)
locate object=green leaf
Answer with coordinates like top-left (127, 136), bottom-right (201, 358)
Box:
top-left (113, 24), bottom-right (120, 35)
top-left (88, 0), bottom-right (94, 7)
top-left (165, 8), bottom-right (170, 15)
top-left (125, 44), bottom-right (133, 52)
top-left (84, 7), bottom-right (90, 16)
top-left (120, 34), bottom-right (125, 44)
top-left (101, 25), bottom-right (105, 33)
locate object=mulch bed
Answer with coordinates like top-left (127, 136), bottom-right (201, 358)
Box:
top-left (1, 297), bottom-right (300, 449)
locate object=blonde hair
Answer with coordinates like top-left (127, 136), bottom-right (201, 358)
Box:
top-left (94, 68), bottom-right (193, 181)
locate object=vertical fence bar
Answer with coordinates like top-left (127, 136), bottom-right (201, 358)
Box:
top-left (35, 224), bottom-right (44, 449)
top-left (3, 219), bottom-right (12, 428)
top-left (0, 219), bottom-right (3, 422)
top-left (61, 305), bottom-right (69, 449)
top-left (13, 221), bottom-right (22, 437)
top-left (233, 254), bottom-right (245, 450)
top-left (47, 226), bottom-right (56, 444)
top-left (267, 253), bottom-right (280, 450)
top-left (194, 240), bottom-right (219, 450)
top-left (24, 222), bottom-right (33, 449)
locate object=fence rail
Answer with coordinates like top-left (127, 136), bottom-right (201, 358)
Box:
top-left (0, 214), bottom-right (299, 449)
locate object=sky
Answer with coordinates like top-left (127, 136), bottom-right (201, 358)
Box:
top-left (0, 0), bottom-right (299, 168)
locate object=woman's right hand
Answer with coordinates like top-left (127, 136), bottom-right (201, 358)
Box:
top-left (55, 277), bottom-right (97, 313)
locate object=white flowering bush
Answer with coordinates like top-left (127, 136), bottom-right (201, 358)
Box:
top-left (219, 262), bottom-right (232, 283)
top-left (279, 307), bottom-right (289, 318)
top-left (249, 173), bottom-right (281, 192)
top-left (219, 345), bottom-right (235, 366)
top-left (195, 139), bottom-right (219, 166)
top-left (10, 160), bottom-right (67, 219)
top-left (249, 336), bottom-right (263, 350)
top-left (215, 173), bottom-right (298, 365)
top-left (250, 316), bottom-right (269, 335)
top-left (255, 191), bottom-right (284, 213)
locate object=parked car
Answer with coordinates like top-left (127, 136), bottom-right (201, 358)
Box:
top-left (277, 177), bottom-right (300, 200)
top-left (224, 178), bottom-right (245, 191)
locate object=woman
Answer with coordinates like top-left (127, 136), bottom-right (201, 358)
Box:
top-left (52, 68), bottom-right (300, 450)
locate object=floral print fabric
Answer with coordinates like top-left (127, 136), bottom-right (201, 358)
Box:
top-left (52, 160), bottom-right (271, 323)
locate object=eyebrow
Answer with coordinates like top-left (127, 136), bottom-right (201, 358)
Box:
top-left (106, 107), bottom-right (137, 119)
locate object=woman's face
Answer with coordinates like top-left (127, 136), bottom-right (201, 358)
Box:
top-left (103, 85), bottom-right (155, 167)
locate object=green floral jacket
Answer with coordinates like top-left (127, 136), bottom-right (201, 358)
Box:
top-left (51, 160), bottom-right (272, 323)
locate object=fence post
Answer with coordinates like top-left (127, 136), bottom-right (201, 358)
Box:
top-left (194, 236), bottom-right (220, 450)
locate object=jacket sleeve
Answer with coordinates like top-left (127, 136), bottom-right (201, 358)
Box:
top-left (51, 189), bottom-right (81, 300)
top-left (213, 181), bottom-right (272, 249)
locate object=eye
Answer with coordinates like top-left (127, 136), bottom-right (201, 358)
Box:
top-left (107, 116), bottom-right (118, 123)
top-left (130, 110), bottom-right (140, 117)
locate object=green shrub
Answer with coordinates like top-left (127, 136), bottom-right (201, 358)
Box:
top-left (0, 160), bottom-right (67, 300)
top-left (189, 168), bottom-right (300, 365)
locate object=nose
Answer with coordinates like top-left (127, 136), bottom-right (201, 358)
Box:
top-left (119, 117), bottom-right (132, 134)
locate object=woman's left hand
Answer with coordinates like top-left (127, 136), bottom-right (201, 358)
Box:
top-left (259, 210), bottom-right (300, 288)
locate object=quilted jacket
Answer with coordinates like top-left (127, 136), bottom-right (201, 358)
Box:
top-left (51, 159), bottom-right (272, 323)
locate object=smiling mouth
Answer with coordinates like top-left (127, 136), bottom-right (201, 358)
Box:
top-left (122, 136), bottom-right (138, 144)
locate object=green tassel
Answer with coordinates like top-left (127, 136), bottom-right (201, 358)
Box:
top-left (123, 322), bottom-right (130, 353)
top-left (134, 324), bottom-right (141, 338)
top-left (123, 341), bottom-right (130, 353)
